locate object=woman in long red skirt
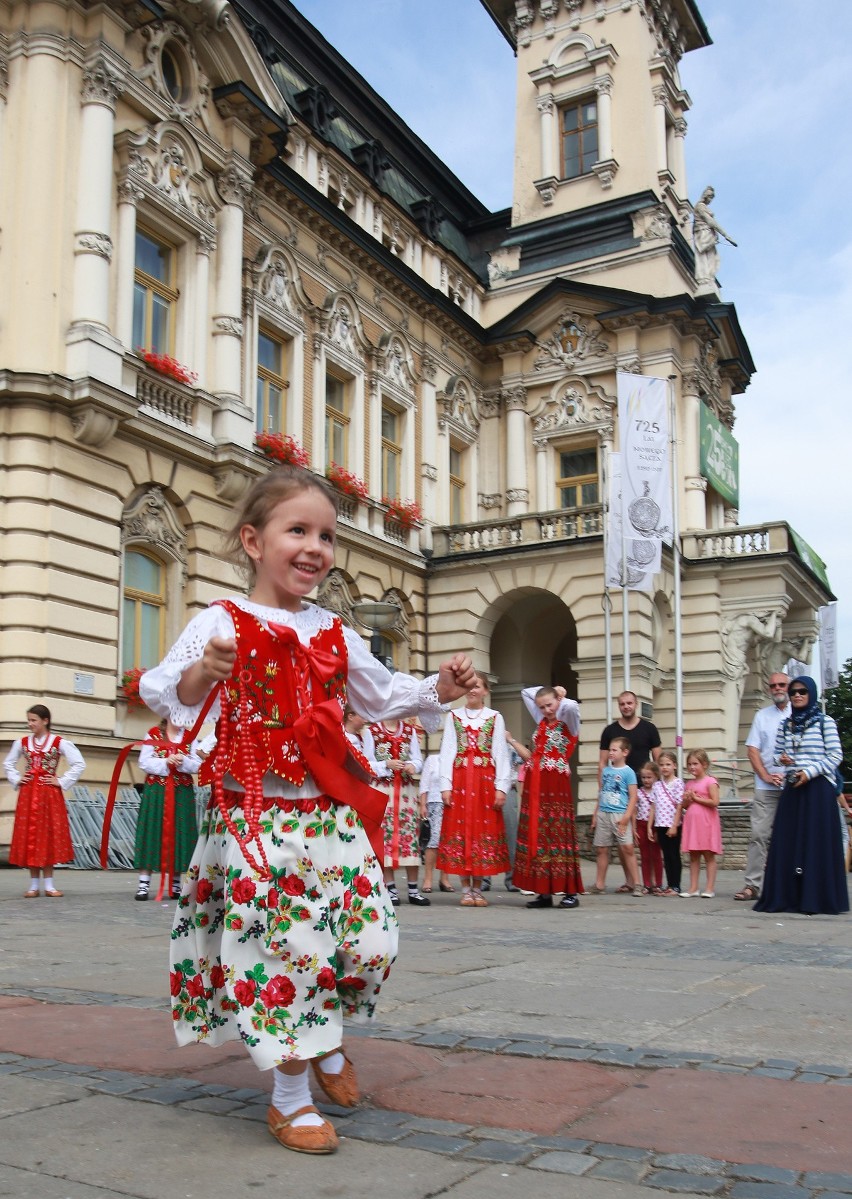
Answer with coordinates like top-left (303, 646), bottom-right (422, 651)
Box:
top-left (512, 685), bottom-right (583, 910)
top-left (3, 704), bottom-right (86, 897)
top-left (437, 672), bottom-right (510, 907)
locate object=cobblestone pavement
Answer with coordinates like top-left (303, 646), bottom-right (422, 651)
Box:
top-left (1, 867), bottom-right (850, 1199)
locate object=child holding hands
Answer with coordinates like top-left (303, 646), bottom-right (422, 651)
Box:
top-left (140, 465), bottom-right (474, 1156)
top-left (679, 749), bottom-right (721, 897)
top-left (647, 750), bottom-right (683, 894)
top-left (592, 737), bottom-right (641, 895)
top-left (636, 761), bottom-right (664, 894)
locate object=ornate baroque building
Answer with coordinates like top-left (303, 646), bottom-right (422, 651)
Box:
top-left (0, 0), bottom-right (831, 846)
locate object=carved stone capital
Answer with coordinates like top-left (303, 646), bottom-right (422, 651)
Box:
top-left (681, 367), bottom-right (702, 396)
top-left (422, 463), bottom-right (438, 482)
top-left (81, 52), bottom-right (125, 109)
top-left (74, 231), bottom-right (114, 261)
top-left (421, 353), bottom-right (438, 382)
top-left (652, 85), bottom-right (668, 105)
top-left (536, 94), bottom-right (556, 116)
top-left (533, 175), bottom-right (559, 206)
top-left (117, 176), bottom-right (144, 207)
top-left (594, 75), bottom-right (613, 98)
top-left (197, 232), bottom-right (217, 256)
top-left (504, 385), bottom-right (528, 412)
top-left (685, 476), bottom-right (707, 493)
top-left (479, 492), bottom-right (503, 510)
top-left (591, 158), bottom-right (619, 189)
top-left (506, 488), bottom-right (529, 504)
top-left (216, 162), bottom-right (253, 206)
top-left (674, 117), bottom-right (688, 138)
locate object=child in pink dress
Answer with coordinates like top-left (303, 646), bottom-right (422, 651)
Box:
top-left (679, 749), bottom-right (722, 898)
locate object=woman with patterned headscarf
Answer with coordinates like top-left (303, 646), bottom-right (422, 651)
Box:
top-left (755, 676), bottom-right (848, 915)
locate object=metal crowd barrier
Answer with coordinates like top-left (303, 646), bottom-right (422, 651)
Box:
top-left (64, 784), bottom-right (211, 869)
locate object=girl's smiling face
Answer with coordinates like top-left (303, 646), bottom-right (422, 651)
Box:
top-left (241, 488), bottom-right (337, 611)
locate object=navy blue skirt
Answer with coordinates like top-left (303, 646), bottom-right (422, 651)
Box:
top-left (754, 774), bottom-right (849, 915)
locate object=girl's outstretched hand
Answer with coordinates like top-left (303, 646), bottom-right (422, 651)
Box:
top-left (436, 654), bottom-right (475, 703)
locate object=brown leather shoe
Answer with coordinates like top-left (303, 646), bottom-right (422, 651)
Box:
top-left (44, 888), bottom-right (64, 898)
top-left (310, 1050), bottom-right (360, 1107)
top-left (267, 1105), bottom-right (338, 1154)
top-left (24, 889), bottom-right (40, 898)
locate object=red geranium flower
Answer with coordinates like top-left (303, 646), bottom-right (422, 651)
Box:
top-left (233, 979), bottom-right (258, 1007)
top-left (260, 974), bottom-right (297, 1009)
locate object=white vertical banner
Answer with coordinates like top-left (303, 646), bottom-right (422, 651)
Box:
top-left (820, 603), bottom-right (839, 690)
top-left (606, 451), bottom-right (659, 592)
top-left (616, 373), bottom-right (669, 589)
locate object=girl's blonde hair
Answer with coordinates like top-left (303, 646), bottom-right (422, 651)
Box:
top-left (658, 750), bottom-right (678, 769)
top-left (639, 760), bottom-right (661, 782)
top-left (223, 466), bottom-right (339, 585)
top-left (685, 748), bottom-right (710, 769)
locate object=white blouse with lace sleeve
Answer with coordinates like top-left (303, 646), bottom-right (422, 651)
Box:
top-left (139, 597), bottom-right (446, 734)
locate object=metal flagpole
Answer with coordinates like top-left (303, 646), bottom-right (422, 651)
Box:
top-left (669, 374), bottom-right (684, 775)
top-left (601, 443), bottom-right (613, 717)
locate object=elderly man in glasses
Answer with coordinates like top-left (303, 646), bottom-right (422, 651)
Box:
top-left (734, 672), bottom-right (791, 901)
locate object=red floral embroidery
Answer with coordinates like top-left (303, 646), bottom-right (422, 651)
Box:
top-left (209, 965), bottom-right (226, 990)
top-left (260, 974), bottom-right (297, 1009)
top-left (280, 875), bottom-right (305, 897)
top-left (316, 967), bottom-right (337, 991)
top-left (231, 876), bottom-right (257, 905)
top-left (196, 879), bottom-right (213, 904)
top-left (233, 979), bottom-right (257, 1007)
top-left (354, 875), bottom-right (372, 897)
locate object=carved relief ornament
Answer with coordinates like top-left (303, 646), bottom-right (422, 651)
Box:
top-left (316, 569), bottom-right (357, 627)
top-left (531, 381), bottom-right (614, 440)
top-left (534, 310), bottom-right (610, 372)
top-left (135, 19), bottom-right (211, 131)
top-left (121, 485), bottom-right (188, 577)
top-left (81, 52), bottom-right (125, 109)
top-left (437, 376), bottom-right (481, 440)
top-left (250, 242), bottom-right (307, 321)
top-left (120, 123), bottom-right (219, 233)
top-left (377, 332), bottom-right (417, 396)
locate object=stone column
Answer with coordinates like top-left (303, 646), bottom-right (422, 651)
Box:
top-left (595, 76), bottom-right (613, 161)
top-left (114, 177), bottom-right (142, 349)
top-left (537, 94), bottom-right (556, 180)
top-left (534, 438), bottom-right (549, 512)
top-left (194, 234), bottom-right (215, 392)
top-left (652, 86), bottom-right (668, 177)
top-left (504, 385), bottom-right (530, 516)
top-left (212, 160), bottom-right (252, 400)
top-left (419, 355), bottom-right (439, 548)
top-left (71, 53), bottom-right (124, 331)
top-left (681, 368), bottom-right (707, 530)
top-left (672, 117), bottom-right (688, 198)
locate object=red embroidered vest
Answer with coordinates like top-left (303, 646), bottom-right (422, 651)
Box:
top-left (145, 726), bottom-right (194, 787)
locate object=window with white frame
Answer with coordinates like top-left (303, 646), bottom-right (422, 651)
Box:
top-left (557, 444), bottom-right (599, 509)
top-left (449, 443), bottom-right (465, 524)
top-left (256, 328), bottom-right (289, 433)
top-left (560, 97), bottom-right (598, 180)
top-left (326, 371), bottom-right (350, 467)
top-left (121, 548), bottom-right (166, 672)
top-left (133, 227), bottom-right (178, 354)
top-left (381, 403), bottom-right (402, 498)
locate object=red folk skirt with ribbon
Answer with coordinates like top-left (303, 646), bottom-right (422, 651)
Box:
top-left (436, 723), bottom-right (510, 876)
top-left (9, 736), bottom-right (74, 869)
top-left (512, 727), bottom-right (584, 896)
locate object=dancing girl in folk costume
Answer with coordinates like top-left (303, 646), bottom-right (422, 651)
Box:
top-left (437, 672), bottom-right (510, 907)
top-left (3, 704), bottom-right (85, 898)
top-left (140, 466), bottom-right (475, 1156)
top-left (369, 717), bottom-right (429, 907)
top-left (134, 719), bottom-right (201, 902)
top-left (512, 685), bottom-right (584, 909)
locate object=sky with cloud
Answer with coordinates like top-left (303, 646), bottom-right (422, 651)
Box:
top-left (293, 0), bottom-right (852, 677)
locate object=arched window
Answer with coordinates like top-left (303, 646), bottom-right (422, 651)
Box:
top-left (122, 549), bottom-right (166, 672)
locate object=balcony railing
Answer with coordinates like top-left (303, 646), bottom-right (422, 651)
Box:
top-left (432, 504), bottom-right (603, 556)
top-left (135, 368), bottom-right (197, 428)
top-left (683, 523), bottom-right (791, 560)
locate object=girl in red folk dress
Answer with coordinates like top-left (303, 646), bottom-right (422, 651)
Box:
top-left (512, 685), bottom-right (584, 910)
top-left (139, 465), bottom-right (474, 1156)
top-left (134, 719), bottom-right (201, 902)
top-left (437, 672), bottom-right (510, 907)
top-left (369, 718), bottom-right (429, 907)
top-left (3, 704), bottom-right (85, 898)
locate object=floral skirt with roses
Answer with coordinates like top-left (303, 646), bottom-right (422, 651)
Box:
top-left (169, 792), bottom-right (398, 1070)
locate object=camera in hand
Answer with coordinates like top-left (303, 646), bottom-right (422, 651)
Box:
top-left (786, 768), bottom-right (800, 785)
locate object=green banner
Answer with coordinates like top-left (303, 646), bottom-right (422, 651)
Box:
top-left (699, 405), bottom-right (739, 507)
top-left (789, 527), bottom-right (832, 593)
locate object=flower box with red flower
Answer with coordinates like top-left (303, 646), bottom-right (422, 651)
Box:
top-left (326, 463), bottom-right (369, 502)
top-left (254, 431), bottom-right (309, 468)
top-left (383, 497), bottom-right (422, 530)
top-left (136, 347), bottom-right (198, 387)
top-left (120, 668), bottom-right (147, 708)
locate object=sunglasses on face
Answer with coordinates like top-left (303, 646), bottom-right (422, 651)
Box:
top-left (788, 689), bottom-right (808, 697)
top-left (768, 683), bottom-right (788, 689)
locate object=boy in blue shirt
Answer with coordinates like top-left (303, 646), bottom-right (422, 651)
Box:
top-left (591, 737), bottom-right (641, 895)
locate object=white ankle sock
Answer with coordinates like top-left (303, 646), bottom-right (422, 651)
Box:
top-left (316, 1050), bottom-right (344, 1076)
top-left (43, 877), bottom-right (55, 891)
top-left (272, 1067), bottom-right (323, 1127)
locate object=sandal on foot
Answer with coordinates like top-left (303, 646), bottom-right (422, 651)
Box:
top-left (460, 889), bottom-right (476, 906)
top-left (734, 885), bottom-right (759, 901)
top-left (24, 889), bottom-right (40, 898)
top-left (44, 888), bottom-right (64, 898)
top-left (439, 881), bottom-right (455, 892)
top-left (616, 884), bottom-right (633, 894)
top-left (268, 1105), bottom-right (338, 1154)
top-left (310, 1050), bottom-right (360, 1107)
top-left (590, 884), bottom-right (606, 894)
top-left (421, 886), bottom-right (433, 893)
top-left (472, 891), bottom-right (488, 907)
